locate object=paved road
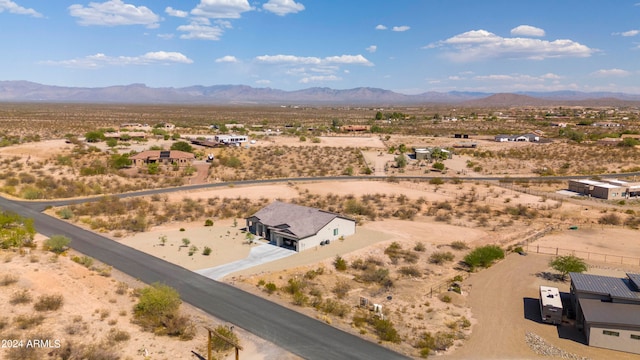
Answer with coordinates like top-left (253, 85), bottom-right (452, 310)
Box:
top-left (0, 196), bottom-right (410, 360)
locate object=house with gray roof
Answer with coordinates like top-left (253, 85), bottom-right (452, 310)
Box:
top-left (245, 201), bottom-right (356, 252)
top-left (570, 272), bottom-right (640, 354)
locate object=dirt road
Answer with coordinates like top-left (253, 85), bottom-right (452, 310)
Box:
top-left (444, 253), bottom-right (640, 360)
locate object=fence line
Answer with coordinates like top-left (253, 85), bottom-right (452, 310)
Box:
top-left (428, 271), bottom-right (471, 298)
top-left (525, 244), bottom-right (640, 267)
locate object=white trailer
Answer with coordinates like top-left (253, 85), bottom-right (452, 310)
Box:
top-left (540, 286), bottom-right (563, 325)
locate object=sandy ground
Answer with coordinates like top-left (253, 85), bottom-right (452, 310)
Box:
top-left (0, 246), bottom-right (299, 360)
top-left (250, 135), bottom-right (386, 148)
top-left (443, 252), bottom-right (640, 360)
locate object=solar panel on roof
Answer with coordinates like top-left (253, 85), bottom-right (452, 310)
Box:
top-left (160, 151), bottom-right (171, 158)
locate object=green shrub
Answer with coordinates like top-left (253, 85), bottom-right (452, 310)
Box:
top-left (204, 219), bottom-right (214, 226)
top-left (373, 318), bottom-right (401, 343)
top-left (14, 314), bottom-right (45, 329)
top-left (133, 283), bottom-right (182, 333)
top-left (202, 246), bottom-right (212, 256)
top-left (463, 245), bottom-right (504, 270)
top-left (414, 242), bottom-right (426, 252)
top-left (209, 325), bottom-right (240, 352)
top-left (334, 255), bottom-right (347, 271)
top-left (44, 235), bottom-right (70, 254)
top-left (399, 266), bottom-right (421, 277)
top-left (332, 280), bottom-right (351, 299)
top-left (72, 255), bottom-right (94, 268)
top-left (264, 282), bottom-right (277, 294)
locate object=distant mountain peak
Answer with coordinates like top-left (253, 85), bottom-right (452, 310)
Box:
top-left (0, 81), bottom-right (639, 105)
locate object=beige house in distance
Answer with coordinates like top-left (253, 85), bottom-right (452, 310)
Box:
top-left (129, 150), bottom-right (194, 167)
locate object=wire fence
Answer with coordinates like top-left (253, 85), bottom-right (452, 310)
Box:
top-left (428, 271), bottom-right (471, 298)
top-left (524, 244), bottom-right (640, 267)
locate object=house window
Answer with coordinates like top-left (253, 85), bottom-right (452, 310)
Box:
top-left (603, 330), bottom-right (620, 337)
top-left (333, 228), bottom-right (338, 236)
top-left (631, 334), bottom-right (640, 340)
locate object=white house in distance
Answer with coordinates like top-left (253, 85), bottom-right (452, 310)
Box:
top-left (245, 201), bottom-right (356, 252)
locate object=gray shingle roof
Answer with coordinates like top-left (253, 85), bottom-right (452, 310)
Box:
top-left (570, 272), bottom-right (640, 302)
top-left (249, 201), bottom-right (351, 240)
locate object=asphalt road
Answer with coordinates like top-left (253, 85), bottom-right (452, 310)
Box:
top-left (5, 173), bottom-right (638, 359)
top-left (0, 196), bottom-right (410, 360)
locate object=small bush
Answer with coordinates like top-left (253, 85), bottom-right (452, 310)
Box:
top-left (414, 242), bottom-right (426, 252)
top-left (429, 251), bottom-right (455, 265)
top-left (106, 328), bottom-right (131, 343)
top-left (202, 246), bottom-right (212, 256)
top-left (44, 235), bottom-right (70, 254)
top-left (204, 219), bottom-right (214, 226)
top-left (210, 325), bottom-right (240, 352)
top-left (440, 294), bottom-right (452, 303)
top-left (373, 318), bottom-right (401, 343)
top-left (34, 294), bottom-right (64, 311)
top-left (72, 255), bottom-right (94, 268)
top-left (450, 241), bottom-right (468, 250)
top-left (0, 273), bottom-right (19, 286)
top-left (15, 314), bottom-right (45, 329)
top-left (264, 282), bottom-right (277, 294)
top-left (463, 245), bottom-right (504, 271)
top-left (10, 289), bottom-right (32, 305)
top-left (399, 266), bottom-right (421, 277)
top-left (332, 280), bottom-right (351, 299)
top-left (334, 255), bottom-right (347, 271)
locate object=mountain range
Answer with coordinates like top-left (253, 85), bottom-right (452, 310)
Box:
top-left (1, 81), bottom-right (640, 106)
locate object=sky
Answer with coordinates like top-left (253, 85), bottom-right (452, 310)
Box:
top-left (1, 0), bottom-right (640, 94)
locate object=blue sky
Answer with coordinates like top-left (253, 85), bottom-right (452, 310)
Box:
top-left (1, 0), bottom-right (640, 94)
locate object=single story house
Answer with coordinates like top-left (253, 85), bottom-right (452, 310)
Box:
top-left (129, 150), bottom-right (194, 167)
top-left (570, 272), bottom-right (640, 355)
top-left (245, 201), bottom-right (356, 252)
top-left (494, 133), bottom-right (540, 142)
top-left (568, 179), bottom-right (640, 200)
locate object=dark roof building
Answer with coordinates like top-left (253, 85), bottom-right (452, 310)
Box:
top-left (570, 272), bottom-right (640, 355)
top-left (129, 150), bottom-right (195, 167)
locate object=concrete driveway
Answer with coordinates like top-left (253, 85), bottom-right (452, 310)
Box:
top-left (196, 243), bottom-right (295, 280)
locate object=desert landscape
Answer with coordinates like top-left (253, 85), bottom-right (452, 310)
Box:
top-left (1, 103), bottom-right (640, 359)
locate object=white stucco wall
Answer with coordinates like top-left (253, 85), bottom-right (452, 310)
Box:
top-left (298, 217), bottom-right (356, 252)
top-left (588, 325), bottom-right (640, 355)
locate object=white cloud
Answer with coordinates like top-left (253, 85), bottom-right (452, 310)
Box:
top-left (474, 74), bottom-right (543, 82)
top-left (191, 0), bottom-right (253, 19)
top-left (165, 6), bottom-right (188, 18)
top-left (428, 29), bottom-right (594, 61)
top-left (68, 0), bottom-right (159, 28)
top-left (375, 24), bottom-right (387, 30)
top-left (0, 0), bottom-right (42, 17)
top-left (300, 75), bottom-right (341, 84)
top-left (618, 30), bottom-right (639, 37)
top-left (510, 25), bottom-right (545, 37)
top-left (177, 21), bottom-right (225, 40)
top-left (263, 0), bottom-right (304, 16)
top-left (591, 68), bottom-right (631, 77)
top-left (157, 33), bottom-right (174, 40)
top-left (366, 45), bottom-right (377, 53)
top-left (41, 51), bottom-right (193, 68)
top-left (215, 55), bottom-right (238, 63)
top-left (448, 76), bottom-right (463, 80)
top-left (256, 54), bottom-right (322, 64)
top-left (392, 26), bottom-right (410, 32)
top-left (324, 54), bottom-right (373, 66)
top-left (541, 73), bottom-right (562, 79)
top-left (255, 79), bottom-right (271, 85)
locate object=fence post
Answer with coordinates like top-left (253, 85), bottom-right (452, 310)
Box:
top-left (537, 245), bottom-right (539, 253)
top-left (556, 247), bottom-right (558, 255)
